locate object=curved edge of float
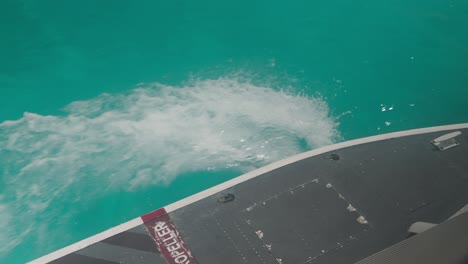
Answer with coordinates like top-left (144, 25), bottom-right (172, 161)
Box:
top-left (28, 123), bottom-right (468, 264)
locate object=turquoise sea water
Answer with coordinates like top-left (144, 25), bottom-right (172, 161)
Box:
top-left (1, 0), bottom-right (468, 263)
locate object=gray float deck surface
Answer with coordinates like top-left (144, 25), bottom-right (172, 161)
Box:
top-left (40, 127), bottom-right (468, 264)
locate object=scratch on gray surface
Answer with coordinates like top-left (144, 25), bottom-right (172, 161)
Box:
top-left (357, 216), bottom-right (368, 225)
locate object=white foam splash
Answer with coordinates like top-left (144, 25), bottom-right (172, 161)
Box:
top-left (0, 77), bottom-right (338, 257)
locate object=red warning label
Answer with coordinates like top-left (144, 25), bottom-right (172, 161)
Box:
top-left (143, 209), bottom-right (197, 264)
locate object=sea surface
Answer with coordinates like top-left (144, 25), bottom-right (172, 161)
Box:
top-left (1, 0), bottom-right (468, 263)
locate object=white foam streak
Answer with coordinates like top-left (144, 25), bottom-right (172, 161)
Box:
top-left (0, 77), bottom-right (338, 256)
